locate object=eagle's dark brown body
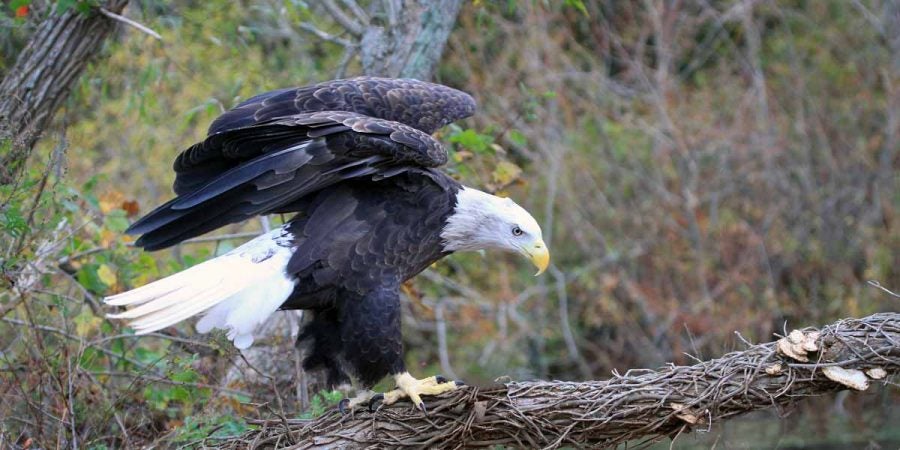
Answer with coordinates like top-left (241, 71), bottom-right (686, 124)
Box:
top-left (284, 172), bottom-right (459, 386)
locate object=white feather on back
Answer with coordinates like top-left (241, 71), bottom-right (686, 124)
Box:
top-left (104, 227), bottom-right (296, 349)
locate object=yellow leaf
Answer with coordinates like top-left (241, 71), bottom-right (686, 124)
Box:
top-left (492, 161), bottom-right (522, 187)
top-left (99, 229), bottom-right (116, 247)
top-left (453, 150), bottom-right (474, 163)
top-left (99, 191), bottom-right (125, 214)
top-left (74, 308), bottom-right (103, 336)
top-left (97, 264), bottom-right (117, 287)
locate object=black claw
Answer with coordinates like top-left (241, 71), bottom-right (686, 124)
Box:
top-left (417, 402), bottom-right (427, 414)
top-left (454, 380), bottom-right (466, 387)
top-left (338, 398), bottom-right (350, 415)
top-left (435, 375), bottom-right (448, 384)
top-left (368, 393), bottom-right (384, 413)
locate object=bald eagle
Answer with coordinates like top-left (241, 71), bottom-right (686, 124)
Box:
top-left (104, 77), bottom-right (549, 412)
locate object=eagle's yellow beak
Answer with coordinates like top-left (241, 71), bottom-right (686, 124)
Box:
top-left (528, 240), bottom-right (550, 276)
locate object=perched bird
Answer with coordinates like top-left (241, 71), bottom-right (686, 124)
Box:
top-left (104, 77), bottom-right (549, 412)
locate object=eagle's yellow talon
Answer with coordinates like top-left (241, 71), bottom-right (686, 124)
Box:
top-left (378, 372), bottom-right (460, 411)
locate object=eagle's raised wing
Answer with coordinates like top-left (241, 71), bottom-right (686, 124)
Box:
top-left (127, 78), bottom-right (475, 251)
top-left (207, 77), bottom-right (475, 138)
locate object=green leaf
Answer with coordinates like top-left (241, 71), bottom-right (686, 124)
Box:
top-left (1, 204), bottom-right (27, 237)
top-left (449, 128), bottom-right (494, 154)
top-left (134, 346), bottom-right (166, 365)
top-left (74, 307), bottom-right (103, 336)
top-left (508, 129), bottom-right (528, 147)
top-left (97, 263), bottom-right (117, 287)
top-left (82, 174), bottom-right (100, 194)
top-left (171, 368), bottom-right (198, 383)
top-left (75, 0), bottom-right (92, 14)
top-left (10, 0), bottom-right (30, 10)
top-left (79, 347), bottom-right (106, 371)
top-left (104, 209), bottom-right (130, 233)
top-left (170, 386), bottom-right (191, 401)
top-left (563, 0), bottom-right (588, 16)
top-left (77, 263), bottom-right (107, 293)
top-left (55, 0), bottom-right (76, 13)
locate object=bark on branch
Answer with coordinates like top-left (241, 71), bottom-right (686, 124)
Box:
top-left (224, 312), bottom-right (900, 449)
top-left (311, 0), bottom-right (464, 79)
top-left (357, 0), bottom-right (464, 80)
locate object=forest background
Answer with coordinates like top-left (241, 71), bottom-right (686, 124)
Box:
top-left (0, 0), bottom-right (898, 448)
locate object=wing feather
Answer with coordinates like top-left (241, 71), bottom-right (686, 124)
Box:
top-left (128, 77), bottom-right (475, 250)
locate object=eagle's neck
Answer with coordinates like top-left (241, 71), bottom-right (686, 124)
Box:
top-left (440, 186), bottom-right (500, 252)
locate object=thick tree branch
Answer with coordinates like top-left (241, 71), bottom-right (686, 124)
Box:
top-left (303, 0), bottom-right (463, 80)
top-left (224, 312), bottom-right (899, 449)
top-left (358, 0), bottom-right (464, 80)
top-left (0, 0), bottom-right (129, 184)
top-left (321, 0), bottom-right (365, 37)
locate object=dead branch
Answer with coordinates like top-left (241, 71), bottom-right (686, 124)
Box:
top-left (98, 7), bottom-right (161, 40)
top-left (223, 312), bottom-right (899, 449)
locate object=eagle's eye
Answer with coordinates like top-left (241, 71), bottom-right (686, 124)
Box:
top-left (512, 226), bottom-right (523, 236)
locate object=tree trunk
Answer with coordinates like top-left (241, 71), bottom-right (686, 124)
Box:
top-left (359, 0), bottom-right (464, 79)
top-left (0, 0), bottom-right (129, 184)
top-left (223, 312), bottom-right (900, 449)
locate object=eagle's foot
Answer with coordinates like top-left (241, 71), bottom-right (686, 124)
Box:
top-left (370, 372), bottom-right (462, 413)
top-left (338, 389), bottom-right (377, 415)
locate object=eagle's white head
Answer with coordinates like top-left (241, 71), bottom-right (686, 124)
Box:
top-left (441, 187), bottom-right (550, 275)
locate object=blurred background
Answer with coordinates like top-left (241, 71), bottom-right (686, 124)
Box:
top-left (1, 0), bottom-right (898, 448)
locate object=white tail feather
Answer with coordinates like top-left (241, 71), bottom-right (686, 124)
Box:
top-left (104, 227), bottom-right (296, 349)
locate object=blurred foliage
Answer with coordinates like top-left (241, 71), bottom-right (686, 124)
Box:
top-left (1, 0), bottom-right (898, 447)
top-left (298, 390), bottom-right (344, 420)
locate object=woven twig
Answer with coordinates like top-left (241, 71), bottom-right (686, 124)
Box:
top-left (220, 312), bottom-right (899, 449)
